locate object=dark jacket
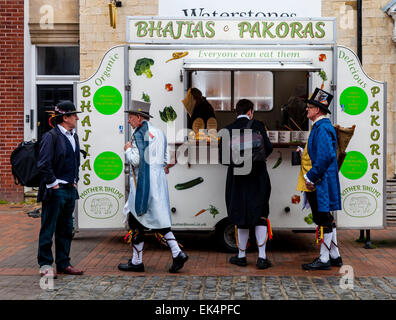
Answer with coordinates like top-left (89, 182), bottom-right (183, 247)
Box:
top-left (187, 98), bottom-right (216, 128)
top-left (224, 117), bottom-right (273, 226)
top-left (306, 118), bottom-right (341, 212)
top-left (37, 126), bottom-right (80, 202)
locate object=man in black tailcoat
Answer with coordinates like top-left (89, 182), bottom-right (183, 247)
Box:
top-left (223, 99), bottom-right (273, 269)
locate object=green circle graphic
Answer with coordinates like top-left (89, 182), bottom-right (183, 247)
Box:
top-left (339, 86), bottom-right (368, 116)
top-left (94, 151), bottom-right (123, 180)
top-left (340, 151), bottom-right (368, 180)
top-left (93, 86), bottom-right (122, 115)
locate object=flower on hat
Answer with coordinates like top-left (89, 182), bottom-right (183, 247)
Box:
top-left (54, 106), bottom-right (67, 114)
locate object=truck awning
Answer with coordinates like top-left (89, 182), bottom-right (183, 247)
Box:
top-left (183, 59), bottom-right (321, 71)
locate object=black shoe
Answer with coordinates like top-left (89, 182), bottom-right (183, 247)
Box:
top-left (330, 256), bottom-right (343, 267)
top-left (229, 255), bottom-right (247, 267)
top-left (169, 251), bottom-right (188, 273)
top-left (256, 258), bottom-right (272, 269)
top-left (302, 258), bottom-right (331, 270)
top-left (118, 260), bottom-right (145, 272)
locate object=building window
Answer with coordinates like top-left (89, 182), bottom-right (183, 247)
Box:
top-left (37, 47), bottom-right (79, 75)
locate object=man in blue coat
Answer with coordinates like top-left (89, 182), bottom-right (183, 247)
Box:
top-left (37, 101), bottom-right (84, 278)
top-left (301, 89), bottom-right (343, 270)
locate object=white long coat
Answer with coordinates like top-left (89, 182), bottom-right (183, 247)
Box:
top-left (123, 121), bottom-right (172, 229)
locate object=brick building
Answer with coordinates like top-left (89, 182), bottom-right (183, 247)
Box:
top-left (0, 0), bottom-right (24, 202)
top-left (0, 0), bottom-right (395, 202)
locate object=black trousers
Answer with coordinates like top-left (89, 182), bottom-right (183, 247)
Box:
top-left (127, 212), bottom-right (171, 243)
top-left (38, 185), bottom-right (77, 269)
top-left (306, 191), bottom-right (334, 233)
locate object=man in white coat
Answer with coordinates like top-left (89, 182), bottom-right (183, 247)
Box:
top-left (118, 100), bottom-right (188, 273)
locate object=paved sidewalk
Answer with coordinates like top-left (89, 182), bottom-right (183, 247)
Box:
top-left (1, 275), bottom-right (396, 300)
top-left (0, 204), bottom-right (395, 300)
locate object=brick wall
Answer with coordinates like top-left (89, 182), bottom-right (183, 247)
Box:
top-left (0, 0), bottom-right (25, 202)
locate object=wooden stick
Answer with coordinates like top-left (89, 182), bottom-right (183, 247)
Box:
top-left (289, 117), bottom-right (303, 131)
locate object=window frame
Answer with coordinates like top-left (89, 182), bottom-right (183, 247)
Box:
top-left (189, 70), bottom-right (274, 112)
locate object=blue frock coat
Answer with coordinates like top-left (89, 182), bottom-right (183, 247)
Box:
top-left (306, 118), bottom-right (342, 212)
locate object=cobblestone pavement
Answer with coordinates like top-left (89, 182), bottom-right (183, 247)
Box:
top-left (0, 275), bottom-right (395, 300)
top-left (1, 204), bottom-right (396, 301)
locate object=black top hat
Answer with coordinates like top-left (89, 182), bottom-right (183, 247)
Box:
top-left (124, 100), bottom-right (153, 118)
top-left (305, 88), bottom-right (333, 114)
top-left (53, 101), bottom-right (82, 118)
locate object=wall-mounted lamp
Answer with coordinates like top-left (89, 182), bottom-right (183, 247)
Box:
top-left (109, 1), bottom-right (122, 29)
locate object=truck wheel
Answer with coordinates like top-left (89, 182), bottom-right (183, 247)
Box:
top-left (215, 219), bottom-right (238, 253)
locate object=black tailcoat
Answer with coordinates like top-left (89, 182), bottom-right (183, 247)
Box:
top-left (224, 117), bottom-right (273, 226)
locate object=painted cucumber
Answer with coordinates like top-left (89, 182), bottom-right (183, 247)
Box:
top-left (174, 177), bottom-right (204, 190)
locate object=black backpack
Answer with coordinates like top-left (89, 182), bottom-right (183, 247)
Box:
top-left (10, 140), bottom-right (42, 187)
top-left (220, 120), bottom-right (266, 167)
top-left (10, 130), bottom-right (87, 188)
top-left (10, 130), bottom-right (58, 187)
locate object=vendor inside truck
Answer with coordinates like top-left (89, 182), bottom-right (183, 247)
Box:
top-left (183, 87), bottom-right (217, 130)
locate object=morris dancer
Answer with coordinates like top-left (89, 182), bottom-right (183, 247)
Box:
top-left (300, 89), bottom-right (343, 270)
top-left (118, 100), bottom-right (188, 273)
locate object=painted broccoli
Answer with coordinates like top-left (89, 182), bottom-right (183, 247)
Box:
top-left (134, 58), bottom-right (154, 78)
top-left (142, 92), bottom-right (150, 103)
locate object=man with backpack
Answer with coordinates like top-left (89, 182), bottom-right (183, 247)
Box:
top-left (223, 99), bottom-right (273, 269)
top-left (37, 101), bottom-right (84, 278)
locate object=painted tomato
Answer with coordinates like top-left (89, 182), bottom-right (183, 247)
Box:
top-left (291, 195), bottom-right (301, 204)
top-left (319, 54), bottom-right (327, 62)
top-left (165, 83), bottom-right (173, 91)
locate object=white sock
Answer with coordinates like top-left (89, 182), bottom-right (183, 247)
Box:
top-left (319, 232), bottom-right (332, 263)
top-left (330, 228), bottom-right (341, 259)
top-left (237, 228), bottom-right (249, 258)
top-left (255, 226), bottom-right (267, 259)
top-left (164, 231), bottom-right (181, 258)
top-left (132, 242), bottom-right (144, 265)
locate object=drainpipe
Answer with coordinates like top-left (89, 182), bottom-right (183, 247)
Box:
top-left (357, 0), bottom-right (362, 63)
top-left (356, 0), bottom-right (373, 248)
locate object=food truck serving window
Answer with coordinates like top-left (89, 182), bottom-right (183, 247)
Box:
top-left (191, 71), bottom-right (273, 112)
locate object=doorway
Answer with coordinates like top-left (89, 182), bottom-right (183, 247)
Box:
top-left (37, 85), bottom-right (73, 141)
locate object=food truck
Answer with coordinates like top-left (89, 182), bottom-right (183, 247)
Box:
top-left (74, 17), bottom-right (386, 251)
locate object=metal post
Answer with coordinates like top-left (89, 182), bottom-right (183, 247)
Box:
top-left (358, 229), bottom-right (365, 242)
top-left (364, 229), bottom-right (374, 249)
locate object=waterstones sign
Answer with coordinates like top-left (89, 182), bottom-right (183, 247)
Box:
top-left (127, 17), bottom-right (335, 44)
top-left (158, 0), bottom-right (322, 18)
